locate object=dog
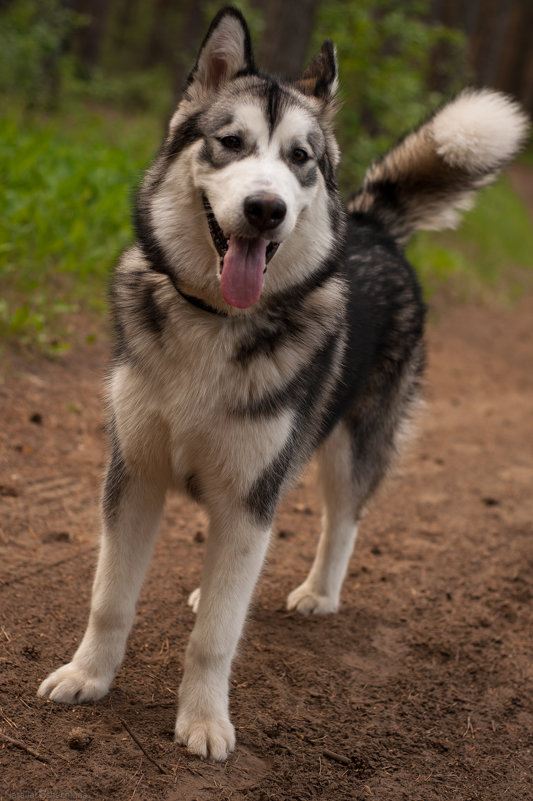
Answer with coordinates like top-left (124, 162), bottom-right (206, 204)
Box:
top-left (38, 6), bottom-right (528, 761)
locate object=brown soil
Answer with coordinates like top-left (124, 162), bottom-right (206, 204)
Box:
top-left (1, 295), bottom-right (532, 801)
top-left (2, 166), bottom-right (533, 800)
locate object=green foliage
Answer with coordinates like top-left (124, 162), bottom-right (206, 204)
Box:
top-left (0, 0), bottom-right (174, 116)
top-left (0, 106), bottom-right (159, 350)
top-left (314, 0), bottom-right (467, 191)
top-left (0, 0), bottom-right (84, 109)
top-left (66, 65), bottom-right (174, 119)
top-left (408, 178), bottom-right (533, 300)
top-left (518, 144), bottom-right (533, 168)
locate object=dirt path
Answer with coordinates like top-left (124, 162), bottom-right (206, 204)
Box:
top-left (1, 294), bottom-right (532, 801)
top-left (1, 169), bottom-right (533, 799)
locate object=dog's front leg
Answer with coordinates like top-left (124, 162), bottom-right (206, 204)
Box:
top-left (176, 506), bottom-right (271, 761)
top-left (38, 459), bottom-right (166, 704)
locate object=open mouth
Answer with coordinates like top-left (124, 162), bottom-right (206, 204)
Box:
top-left (202, 195), bottom-right (280, 309)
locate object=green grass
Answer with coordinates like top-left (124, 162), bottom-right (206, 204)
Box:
top-left (408, 176), bottom-right (533, 302)
top-left (0, 103), bottom-right (160, 351)
top-left (518, 143), bottom-right (533, 168)
top-left (1, 103), bottom-right (532, 352)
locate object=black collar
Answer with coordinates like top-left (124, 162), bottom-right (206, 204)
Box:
top-left (158, 268), bottom-right (227, 317)
top-left (173, 282), bottom-right (228, 317)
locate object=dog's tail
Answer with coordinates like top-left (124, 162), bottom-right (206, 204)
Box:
top-left (349, 89), bottom-right (530, 247)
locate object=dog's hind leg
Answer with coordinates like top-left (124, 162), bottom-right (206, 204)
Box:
top-left (287, 420), bottom-right (364, 614)
top-left (38, 439), bottom-right (166, 704)
top-left (287, 355), bottom-right (422, 615)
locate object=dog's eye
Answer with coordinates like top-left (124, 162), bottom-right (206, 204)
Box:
top-left (219, 135), bottom-right (242, 151)
top-left (292, 147), bottom-right (309, 164)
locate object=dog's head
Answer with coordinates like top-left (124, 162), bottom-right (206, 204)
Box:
top-left (140, 7), bottom-right (342, 311)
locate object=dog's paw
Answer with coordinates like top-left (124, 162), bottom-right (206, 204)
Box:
top-left (175, 713), bottom-right (235, 761)
top-left (37, 663), bottom-right (111, 704)
top-left (187, 587), bottom-right (201, 614)
top-left (287, 583), bottom-right (339, 615)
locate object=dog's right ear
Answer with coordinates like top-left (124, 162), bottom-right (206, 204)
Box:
top-left (186, 7), bottom-right (255, 94)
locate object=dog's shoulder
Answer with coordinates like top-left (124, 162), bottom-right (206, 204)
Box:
top-left (110, 245), bottom-right (179, 364)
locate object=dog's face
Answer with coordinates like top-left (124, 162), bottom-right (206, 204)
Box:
top-left (193, 86), bottom-right (338, 307)
top-left (141, 9), bottom-right (342, 310)
top-left (195, 95), bottom-right (324, 244)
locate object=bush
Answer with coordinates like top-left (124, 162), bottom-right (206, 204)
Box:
top-left (0, 0), bottom-right (85, 109)
top-left (0, 106), bottom-right (159, 350)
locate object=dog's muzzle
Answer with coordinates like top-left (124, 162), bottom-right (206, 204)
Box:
top-left (202, 196), bottom-right (280, 273)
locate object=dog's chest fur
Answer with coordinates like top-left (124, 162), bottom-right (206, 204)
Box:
top-left (109, 246), bottom-right (348, 500)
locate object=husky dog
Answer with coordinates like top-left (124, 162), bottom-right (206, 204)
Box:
top-left (38, 7), bottom-right (528, 761)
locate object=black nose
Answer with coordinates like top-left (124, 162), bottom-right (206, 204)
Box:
top-left (244, 194), bottom-right (286, 233)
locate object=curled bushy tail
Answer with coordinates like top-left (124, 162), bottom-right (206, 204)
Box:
top-left (349, 89), bottom-right (530, 247)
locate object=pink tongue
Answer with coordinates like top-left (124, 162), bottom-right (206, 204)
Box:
top-left (221, 236), bottom-right (268, 308)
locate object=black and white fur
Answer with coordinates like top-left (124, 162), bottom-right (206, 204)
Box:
top-left (38, 8), bottom-right (529, 761)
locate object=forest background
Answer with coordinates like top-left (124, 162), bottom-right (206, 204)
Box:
top-left (1, 0), bottom-right (532, 351)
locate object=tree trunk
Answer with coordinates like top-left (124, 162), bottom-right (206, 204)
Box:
top-left (69, 0), bottom-right (111, 77)
top-left (258, 0), bottom-right (320, 80)
top-left (172, 0), bottom-right (209, 99)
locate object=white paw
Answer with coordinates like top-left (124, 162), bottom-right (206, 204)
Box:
top-left (175, 713), bottom-right (235, 761)
top-left (187, 587), bottom-right (201, 614)
top-left (37, 662), bottom-right (112, 703)
top-left (287, 583), bottom-right (339, 615)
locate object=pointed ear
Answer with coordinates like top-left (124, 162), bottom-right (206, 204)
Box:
top-left (186, 7), bottom-right (255, 93)
top-left (295, 41), bottom-right (338, 103)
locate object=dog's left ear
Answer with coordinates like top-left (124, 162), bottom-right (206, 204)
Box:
top-left (186, 7), bottom-right (255, 93)
top-left (295, 41), bottom-right (338, 105)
